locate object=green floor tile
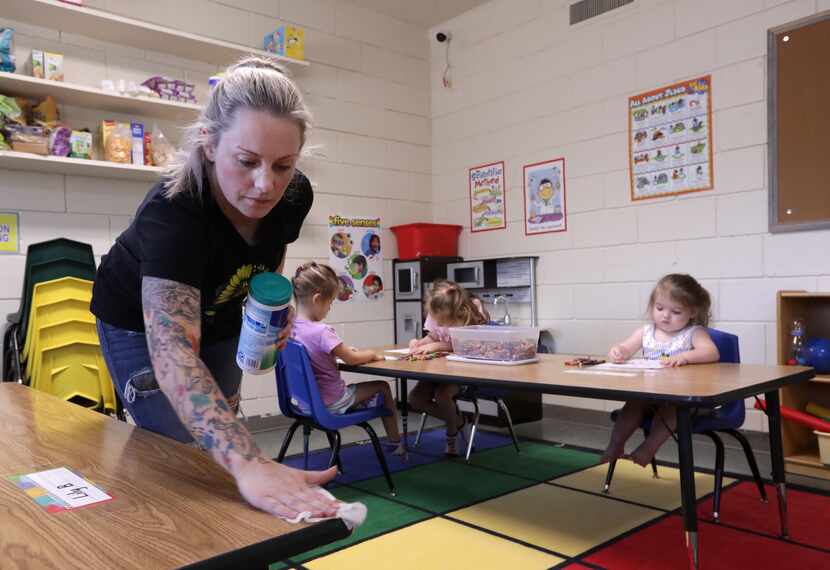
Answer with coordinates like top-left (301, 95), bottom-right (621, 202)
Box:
top-left (270, 486), bottom-right (431, 568)
top-left (352, 459), bottom-right (533, 514)
top-left (464, 442), bottom-right (600, 481)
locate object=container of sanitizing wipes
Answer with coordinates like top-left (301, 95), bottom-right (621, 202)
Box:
top-left (236, 272), bottom-right (292, 374)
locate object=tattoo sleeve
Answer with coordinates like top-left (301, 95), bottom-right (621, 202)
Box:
top-left (141, 276), bottom-right (261, 473)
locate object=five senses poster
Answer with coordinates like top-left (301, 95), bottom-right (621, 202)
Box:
top-left (329, 215), bottom-right (383, 303)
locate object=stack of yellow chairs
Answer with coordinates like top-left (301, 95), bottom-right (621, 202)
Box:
top-left (3, 239), bottom-right (117, 415)
top-left (22, 277), bottom-right (117, 414)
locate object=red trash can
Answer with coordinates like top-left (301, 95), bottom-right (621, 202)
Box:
top-left (390, 223), bottom-right (462, 259)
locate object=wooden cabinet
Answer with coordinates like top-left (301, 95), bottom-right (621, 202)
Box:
top-left (777, 291), bottom-right (830, 479)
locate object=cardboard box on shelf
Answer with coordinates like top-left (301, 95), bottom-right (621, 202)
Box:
top-left (44, 52), bottom-right (63, 81)
top-left (31, 50), bottom-right (44, 79)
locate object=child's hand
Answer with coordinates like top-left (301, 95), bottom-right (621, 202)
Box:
top-left (408, 338), bottom-right (419, 351)
top-left (410, 344), bottom-right (429, 355)
top-left (608, 345), bottom-right (625, 363)
top-left (372, 353), bottom-right (385, 362)
top-left (661, 354), bottom-right (689, 367)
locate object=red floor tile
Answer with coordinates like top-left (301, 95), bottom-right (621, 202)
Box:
top-left (584, 515), bottom-right (830, 570)
top-left (697, 481), bottom-right (830, 550)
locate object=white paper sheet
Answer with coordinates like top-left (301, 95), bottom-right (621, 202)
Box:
top-left (25, 467), bottom-right (112, 508)
top-left (592, 359), bottom-right (665, 371)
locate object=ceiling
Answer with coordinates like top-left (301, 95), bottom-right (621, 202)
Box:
top-left (346, 0), bottom-right (491, 28)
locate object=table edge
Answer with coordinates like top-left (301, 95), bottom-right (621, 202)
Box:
top-left (339, 363), bottom-right (815, 405)
top-left (180, 518), bottom-right (350, 569)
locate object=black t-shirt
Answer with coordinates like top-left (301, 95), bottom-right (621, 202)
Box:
top-left (91, 170), bottom-right (312, 344)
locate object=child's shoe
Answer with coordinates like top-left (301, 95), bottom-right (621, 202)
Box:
top-left (384, 439), bottom-right (406, 456)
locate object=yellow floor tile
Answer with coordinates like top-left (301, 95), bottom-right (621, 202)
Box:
top-left (554, 460), bottom-right (733, 511)
top-left (448, 483), bottom-right (662, 557)
top-left (305, 517), bottom-right (561, 570)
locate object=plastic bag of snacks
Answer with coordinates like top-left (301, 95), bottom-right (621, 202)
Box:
top-left (0, 28), bottom-right (15, 73)
top-left (33, 96), bottom-right (60, 128)
top-left (105, 122), bottom-right (132, 163)
top-left (49, 126), bottom-right (72, 157)
top-left (0, 95), bottom-right (23, 125)
top-left (150, 124), bottom-right (176, 166)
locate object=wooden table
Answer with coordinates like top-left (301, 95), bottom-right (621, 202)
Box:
top-left (341, 350), bottom-right (815, 570)
top-left (0, 383), bottom-right (349, 569)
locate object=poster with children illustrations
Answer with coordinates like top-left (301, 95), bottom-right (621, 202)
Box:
top-left (469, 161), bottom-right (506, 232)
top-left (328, 215), bottom-right (383, 303)
top-left (523, 157), bottom-right (567, 235)
top-left (629, 75), bottom-right (714, 201)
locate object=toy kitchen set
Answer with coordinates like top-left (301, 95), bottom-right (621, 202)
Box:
top-left (392, 255), bottom-right (542, 426)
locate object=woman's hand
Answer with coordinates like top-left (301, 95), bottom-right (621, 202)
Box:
top-left (277, 306), bottom-right (296, 352)
top-left (608, 345), bottom-right (625, 363)
top-left (372, 353), bottom-right (385, 362)
top-left (235, 457), bottom-right (339, 519)
top-left (661, 354), bottom-right (689, 367)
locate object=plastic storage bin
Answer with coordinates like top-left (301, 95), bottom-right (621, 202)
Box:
top-left (817, 431), bottom-right (830, 465)
top-left (449, 325), bottom-right (540, 362)
top-left (390, 223), bottom-right (462, 260)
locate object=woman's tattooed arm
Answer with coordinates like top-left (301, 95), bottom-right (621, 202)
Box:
top-left (141, 276), bottom-right (263, 473)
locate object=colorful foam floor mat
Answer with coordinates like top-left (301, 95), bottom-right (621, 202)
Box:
top-left (273, 429), bottom-right (830, 569)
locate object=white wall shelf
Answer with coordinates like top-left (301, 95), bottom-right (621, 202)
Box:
top-left (0, 72), bottom-right (202, 122)
top-left (4, 0), bottom-right (309, 68)
top-left (0, 150), bottom-right (163, 181)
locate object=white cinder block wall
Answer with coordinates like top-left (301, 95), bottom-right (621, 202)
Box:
top-left (429, 0), bottom-right (830, 431)
top-left (0, 0), bottom-right (433, 419)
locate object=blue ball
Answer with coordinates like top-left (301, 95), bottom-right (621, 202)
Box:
top-left (802, 338), bottom-right (830, 374)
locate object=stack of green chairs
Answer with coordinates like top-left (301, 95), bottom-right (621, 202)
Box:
top-left (2, 239), bottom-right (118, 415)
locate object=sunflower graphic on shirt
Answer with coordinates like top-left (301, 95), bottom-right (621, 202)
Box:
top-left (205, 263), bottom-right (268, 317)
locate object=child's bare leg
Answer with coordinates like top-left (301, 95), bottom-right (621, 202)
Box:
top-left (601, 400), bottom-right (649, 463)
top-left (409, 381), bottom-right (442, 419)
top-left (352, 381), bottom-right (401, 441)
top-left (435, 384), bottom-right (462, 435)
top-left (630, 403), bottom-right (677, 467)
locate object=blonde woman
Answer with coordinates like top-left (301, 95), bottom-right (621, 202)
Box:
top-left (92, 56), bottom-right (338, 519)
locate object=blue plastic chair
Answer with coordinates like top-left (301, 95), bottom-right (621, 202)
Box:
top-left (274, 340), bottom-right (396, 495)
top-left (602, 328), bottom-right (768, 522)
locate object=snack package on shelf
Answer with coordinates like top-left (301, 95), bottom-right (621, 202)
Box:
top-left (143, 130), bottom-right (153, 165)
top-left (150, 124), bottom-right (176, 167)
top-left (0, 28), bottom-right (16, 73)
top-left (49, 125), bottom-right (72, 156)
top-left (105, 122), bottom-right (132, 163)
top-left (45, 52), bottom-right (64, 82)
top-left (263, 25), bottom-right (304, 60)
top-left (141, 76), bottom-right (197, 103)
top-left (130, 121), bottom-right (144, 165)
top-left (69, 130), bottom-right (92, 159)
top-left (0, 95), bottom-right (24, 125)
top-left (32, 96), bottom-right (60, 128)
top-left (9, 125), bottom-right (49, 155)
top-left (31, 50), bottom-right (45, 79)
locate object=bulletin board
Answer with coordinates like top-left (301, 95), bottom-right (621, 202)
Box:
top-left (768, 12), bottom-right (830, 232)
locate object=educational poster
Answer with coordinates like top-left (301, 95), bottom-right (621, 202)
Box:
top-left (523, 157), bottom-right (567, 235)
top-left (469, 161), bottom-right (506, 232)
top-left (328, 215), bottom-right (383, 303)
top-left (0, 211), bottom-right (20, 254)
top-left (629, 75), bottom-right (714, 201)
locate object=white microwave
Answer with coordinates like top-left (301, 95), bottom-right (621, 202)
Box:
top-left (447, 261), bottom-right (489, 289)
